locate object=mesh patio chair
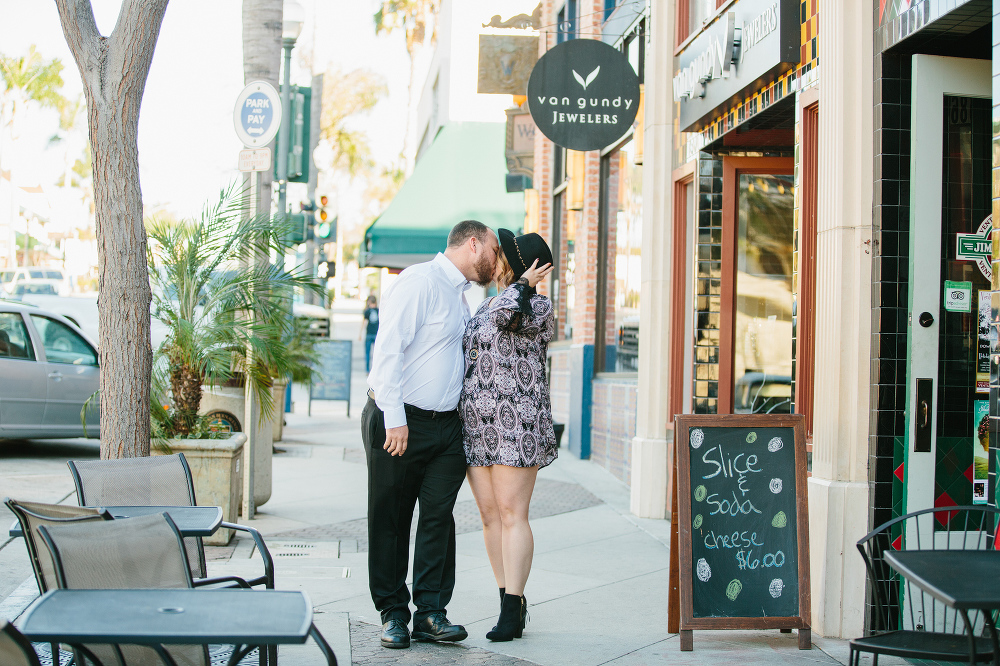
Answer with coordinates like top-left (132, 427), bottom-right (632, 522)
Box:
top-left (5, 498), bottom-right (113, 666)
top-left (0, 620), bottom-right (42, 666)
top-left (4, 499), bottom-right (113, 595)
top-left (38, 513), bottom-right (263, 666)
top-left (66, 454), bottom-right (274, 590)
top-left (850, 505), bottom-right (1000, 666)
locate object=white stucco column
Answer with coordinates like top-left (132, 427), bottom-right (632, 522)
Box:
top-left (630, 0), bottom-right (675, 519)
top-left (810, 0), bottom-right (873, 639)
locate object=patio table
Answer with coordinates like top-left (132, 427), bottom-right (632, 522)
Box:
top-left (884, 550), bottom-right (1000, 666)
top-left (8, 505), bottom-right (223, 539)
top-left (19, 588), bottom-right (337, 665)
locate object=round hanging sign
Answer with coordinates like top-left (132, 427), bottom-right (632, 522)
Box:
top-left (233, 81), bottom-right (282, 147)
top-left (526, 39), bottom-right (640, 152)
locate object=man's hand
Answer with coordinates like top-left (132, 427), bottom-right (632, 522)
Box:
top-left (384, 425), bottom-right (409, 456)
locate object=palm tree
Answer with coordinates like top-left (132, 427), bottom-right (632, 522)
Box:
top-left (319, 67), bottom-right (388, 178)
top-left (0, 46), bottom-right (67, 268)
top-left (147, 187), bottom-right (322, 437)
top-left (0, 46), bottom-right (66, 130)
top-left (242, 0), bottom-right (283, 211)
top-left (373, 0), bottom-right (440, 166)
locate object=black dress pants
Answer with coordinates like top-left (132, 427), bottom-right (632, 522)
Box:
top-left (361, 396), bottom-right (467, 625)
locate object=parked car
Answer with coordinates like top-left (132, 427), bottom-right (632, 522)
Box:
top-left (0, 267), bottom-right (70, 296)
top-left (733, 372), bottom-right (792, 414)
top-left (294, 302), bottom-right (331, 338)
top-left (0, 300), bottom-right (99, 439)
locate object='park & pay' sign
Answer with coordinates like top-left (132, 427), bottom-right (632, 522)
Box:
top-left (233, 81), bottom-right (282, 147)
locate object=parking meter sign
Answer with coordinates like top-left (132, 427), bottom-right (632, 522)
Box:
top-left (944, 280), bottom-right (972, 313)
top-left (234, 81), bottom-right (282, 147)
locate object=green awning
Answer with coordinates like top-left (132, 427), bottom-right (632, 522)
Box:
top-left (362, 122), bottom-right (525, 269)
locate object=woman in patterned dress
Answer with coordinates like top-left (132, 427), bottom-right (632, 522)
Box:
top-left (460, 230), bottom-right (556, 642)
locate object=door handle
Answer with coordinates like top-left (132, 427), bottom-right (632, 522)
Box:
top-left (914, 378), bottom-right (933, 452)
top-left (48, 372), bottom-right (63, 381)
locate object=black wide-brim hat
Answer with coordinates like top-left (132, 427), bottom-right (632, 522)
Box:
top-left (498, 229), bottom-right (554, 281)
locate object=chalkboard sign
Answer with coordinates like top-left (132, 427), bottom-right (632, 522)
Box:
top-left (671, 414), bottom-right (810, 650)
top-left (309, 340), bottom-right (352, 416)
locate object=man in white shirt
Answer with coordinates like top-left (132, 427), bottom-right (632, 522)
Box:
top-left (362, 220), bottom-right (500, 649)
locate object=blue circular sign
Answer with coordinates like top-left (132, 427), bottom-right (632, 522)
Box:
top-left (241, 92), bottom-right (274, 138)
top-left (233, 82), bottom-right (282, 147)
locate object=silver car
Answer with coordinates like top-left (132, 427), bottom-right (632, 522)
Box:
top-left (0, 300), bottom-right (100, 439)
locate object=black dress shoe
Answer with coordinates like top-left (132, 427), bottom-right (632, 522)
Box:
top-left (380, 619), bottom-right (410, 649)
top-left (411, 612), bottom-right (468, 642)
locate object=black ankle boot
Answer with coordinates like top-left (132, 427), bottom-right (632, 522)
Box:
top-left (487, 593), bottom-right (525, 642)
top-left (490, 588), bottom-right (506, 634)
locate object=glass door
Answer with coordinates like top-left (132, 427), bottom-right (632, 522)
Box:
top-left (733, 173), bottom-right (795, 414)
top-left (905, 56), bottom-right (991, 537)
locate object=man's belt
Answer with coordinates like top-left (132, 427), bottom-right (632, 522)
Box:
top-left (367, 388), bottom-right (457, 420)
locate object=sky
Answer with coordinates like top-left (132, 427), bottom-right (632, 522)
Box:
top-left (0, 0), bottom-right (411, 222)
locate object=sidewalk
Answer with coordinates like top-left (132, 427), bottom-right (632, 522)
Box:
top-left (0, 312), bottom-right (867, 664)
top-left (233, 378), bottom-right (860, 666)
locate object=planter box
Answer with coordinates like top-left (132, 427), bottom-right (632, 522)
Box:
top-left (272, 380), bottom-right (287, 443)
top-left (200, 385), bottom-right (273, 508)
top-left (153, 433), bottom-right (246, 546)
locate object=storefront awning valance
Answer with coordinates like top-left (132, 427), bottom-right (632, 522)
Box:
top-left (362, 122), bottom-right (525, 269)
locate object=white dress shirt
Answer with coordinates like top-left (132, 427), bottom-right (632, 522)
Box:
top-left (368, 253), bottom-right (471, 429)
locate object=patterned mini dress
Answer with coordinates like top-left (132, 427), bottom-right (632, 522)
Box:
top-left (460, 282), bottom-right (557, 469)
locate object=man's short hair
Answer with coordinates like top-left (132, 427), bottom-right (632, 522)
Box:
top-left (447, 220), bottom-right (492, 248)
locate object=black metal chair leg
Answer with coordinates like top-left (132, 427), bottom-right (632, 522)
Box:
top-left (309, 623), bottom-right (338, 666)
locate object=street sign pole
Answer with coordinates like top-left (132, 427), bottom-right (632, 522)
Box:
top-left (234, 81), bottom-right (281, 522)
top-left (243, 167), bottom-right (259, 520)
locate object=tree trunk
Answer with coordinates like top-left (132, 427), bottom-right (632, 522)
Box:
top-left (242, 0), bottom-right (282, 210)
top-left (54, 0), bottom-right (169, 458)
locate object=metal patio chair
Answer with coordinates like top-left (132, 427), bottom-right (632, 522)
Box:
top-left (37, 513), bottom-right (263, 666)
top-left (4, 499), bottom-right (113, 596)
top-left (5, 498), bottom-right (114, 666)
top-left (850, 505), bottom-right (1000, 665)
top-left (1, 620), bottom-right (42, 666)
top-left (66, 454), bottom-right (274, 590)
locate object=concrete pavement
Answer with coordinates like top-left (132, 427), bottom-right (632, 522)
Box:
top-left (0, 301), bottom-right (877, 664)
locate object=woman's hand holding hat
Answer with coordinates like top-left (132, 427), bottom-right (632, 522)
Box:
top-left (521, 259), bottom-right (553, 288)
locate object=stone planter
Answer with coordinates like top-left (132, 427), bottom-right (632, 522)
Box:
top-left (272, 380), bottom-right (287, 442)
top-left (200, 385), bottom-right (272, 508)
top-left (153, 433), bottom-right (246, 546)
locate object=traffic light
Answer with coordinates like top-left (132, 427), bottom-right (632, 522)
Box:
top-left (275, 85), bottom-right (311, 184)
top-left (285, 213), bottom-right (307, 243)
top-left (315, 215), bottom-right (336, 241)
top-left (317, 256), bottom-right (335, 278)
top-left (315, 195), bottom-right (330, 223)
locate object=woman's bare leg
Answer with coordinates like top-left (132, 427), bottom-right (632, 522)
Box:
top-left (491, 465), bottom-right (538, 596)
top-left (467, 465), bottom-right (505, 588)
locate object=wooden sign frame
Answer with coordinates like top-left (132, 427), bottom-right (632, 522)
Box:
top-left (671, 414), bottom-right (811, 650)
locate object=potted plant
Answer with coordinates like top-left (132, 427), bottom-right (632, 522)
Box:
top-left (147, 187), bottom-right (322, 524)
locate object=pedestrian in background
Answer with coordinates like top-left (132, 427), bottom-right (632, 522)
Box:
top-left (360, 295), bottom-right (380, 372)
top-left (460, 230), bottom-right (556, 642)
top-left (362, 220), bottom-right (500, 650)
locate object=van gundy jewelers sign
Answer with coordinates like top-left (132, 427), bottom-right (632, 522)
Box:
top-left (526, 39), bottom-right (640, 152)
top-left (674, 0), bottom-right (799, 133)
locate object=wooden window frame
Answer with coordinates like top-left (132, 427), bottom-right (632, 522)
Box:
top-left (676, 0), bottom-right (728, 47)
top-left (719, 156), bottom-right (795, 414)
top-left (669, 163), bottom-right (696, 423)
top-left (798, 100), bottom-right (819, 440)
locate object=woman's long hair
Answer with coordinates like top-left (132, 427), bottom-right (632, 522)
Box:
top-left (496, 250), bottom-right (516, 291)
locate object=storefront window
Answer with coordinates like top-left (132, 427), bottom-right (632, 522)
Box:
top-left (610, 139), bottom-right (642, 372)
top-left (733, 174), bottom-right (795, 413)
